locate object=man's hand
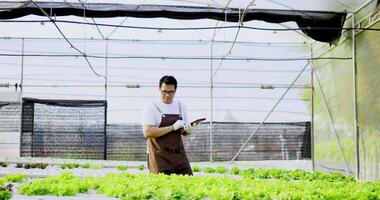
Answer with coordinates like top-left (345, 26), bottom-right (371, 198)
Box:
top-left (172, 120), bottom-right (185, 131)
top-left (184, 123), bottom-right (193, 134)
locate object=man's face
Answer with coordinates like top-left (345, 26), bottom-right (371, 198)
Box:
top-left (159, 83), bottom-right (176, 104)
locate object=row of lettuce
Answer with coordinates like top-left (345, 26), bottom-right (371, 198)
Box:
top-left (0, 161), bottom-right (354, 182)
top-left (0, 161), bottom-right (146, 171)
top-left (1, 167), bottom-right (379, 200)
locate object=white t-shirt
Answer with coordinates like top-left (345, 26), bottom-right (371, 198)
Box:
top-left (141, 99), bottom-right (189, 153)
top-left (141, 99), bottom-right (189, 127)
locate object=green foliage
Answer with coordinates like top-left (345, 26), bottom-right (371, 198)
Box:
top-left (15, 163), bottom-right (23, 168)
top-left (2, 174), bottom-right (28, 183)
top-left (137, 164), bottom-right (145, 171)
top-left (0, 190), bottom-right (12, 200)
top-left (60, 163), bottom-right (80, 169)
top-left (196, 166), bottom-right (356, 182)
top-left (203, 167), bottom-right (215, 173)
top-left (82, 176), bottom-right (102, 189)
top-left (116, 165), bottom-right (128, 171)
top-left (238, 168), bottom-right (356, 182)
top-left (60, 163), bottom-right (68, 169)
top-left (16, 170), bottom-right (380, 199)
top-left (89, 165), bottom-right (102, 170)
top-left (0, 162), bottom-right (8, 168)
top-left (191, 166), bottom-right (201, 172)
top-left (81, 163), bottom-right (90, 168)
top-left (100, 173), bottom-right (379, 200)
top-left (39, 163), bottom-right (49, 169)
top-left (19, 172), bottom-right (92, 196)
top-left (215, 166), bottom-right (228, 174)
top-left (61, 163), bottom-right (102, 170)
top-left (0, 172), bottom-right (28, 198)
top-left (26, 163), bottom-right (49, 169)
top-left (230, 167), bottom-right (241, 175)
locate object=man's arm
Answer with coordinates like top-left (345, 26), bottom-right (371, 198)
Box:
top-left (143, 124), bottom-right (174, 139)
top-left (180, 102), bottom-right (192, 136)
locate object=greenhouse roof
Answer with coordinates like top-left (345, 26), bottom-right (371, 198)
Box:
top-left (0, 1), bottom-right (348, 43)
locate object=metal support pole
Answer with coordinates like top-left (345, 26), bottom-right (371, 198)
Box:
top-left (231, 61), bottom-right (310, 162)
top-left (104, 40), bottom-right (108, 160)
top-left (210, 40), bottom-right (214, 163)
top-left (310, 44), bottom-right (315, 172)
top-left (18, 38), bottom-right (24, 157)
top-left (105, 40), bottom-right (108, 101)
top-left (314, 71), bottom-right (351, 176)
top-left (104, 101), bottom-right (107, 160)
top-left (352, 14), bottom-right (360, 180)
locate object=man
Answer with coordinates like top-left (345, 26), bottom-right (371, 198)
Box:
top-left (142, 75), bottom-right (194, 175)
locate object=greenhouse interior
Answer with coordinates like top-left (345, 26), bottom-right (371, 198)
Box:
top-left (0, 0), bottom-right (379, 199)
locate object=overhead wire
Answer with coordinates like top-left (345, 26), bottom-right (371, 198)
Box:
top-left (209, 0), bottom-right (224, 7)
top-left (224, 0), bottom-right (233, 9)
top-left (105, 0), bottom-right (147, 39)
top-left (6, 76), bottom-right (311, 87)
top-left (0, 1), bottom-right (340, 123)
top-left (79, 0), bottom-right (90, 63)
top-left (1, 19), bottom-right (370, 32)
top-left (1, 80), bottom-right (312, 91)
top-left (28, 0), bottom-right (105, 79)
top-left (2, 75), bottom-right (311, 87)
top-left (0, 36), bottom-right (310, 46)
top-left (106, 17), bottom-right (129, 39)
top-left (76, 0), bottom-right (106, 39)
top-left (106, 108), bottom-right (310, 116)
top-left (212, 0), bottom-right (348, 77)
top-left (231, 60), bottom-right (311, 161)
top-left (0, 61), bottom-right (313, 73)
top-left (1, 45), bottom-right (308, 59)
top-left (19, 83), bottom-right (310, 88)
top-left (22, 92), bottom-right (310, 101)
top-left (208, 0), bottom-right (227, 84)
top-left (179, 19), bottom-right (213, 40)
top-left (0, 65), bottom-right (312, 73)
top-left (166, 0), bottom-right (220, 7)
top-left (212, 0), bottom-right (257, 78)
top-left (90, 18), bottom-right (106, 39)
top-left (0, 53), bottom-right (352, 60)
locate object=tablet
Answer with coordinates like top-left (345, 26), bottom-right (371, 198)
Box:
top-left (191, 118), bottom-right (206, 126)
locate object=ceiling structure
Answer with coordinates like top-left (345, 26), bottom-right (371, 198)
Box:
top-left (0, 1), bottom-right (354, 43)
top-left (0, 0), bottom-right (373, 123)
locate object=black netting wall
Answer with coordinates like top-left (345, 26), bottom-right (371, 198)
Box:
top-left (20, 98), bottom-right (107, 159)
top-left (0, 103), bottom-right (20, 157)
top-left (107, 124), bottom-right (147, 161)
top-left (107, 122), bottom-right (311, 162)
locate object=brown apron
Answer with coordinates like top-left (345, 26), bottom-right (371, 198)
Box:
top-left (147, 103), bottom-right (192, 175)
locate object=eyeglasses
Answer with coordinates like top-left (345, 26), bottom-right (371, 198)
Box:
top-left (160, 90), bottom-right (176, 95)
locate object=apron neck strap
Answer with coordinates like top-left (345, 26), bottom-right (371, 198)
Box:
top-left (153, 103), bottom-right (162, 114)
top-left (178, 101), bottom-right (182, 115)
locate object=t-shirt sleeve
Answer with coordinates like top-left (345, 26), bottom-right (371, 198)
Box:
top-left (141, 103), bottom-right (157, 126)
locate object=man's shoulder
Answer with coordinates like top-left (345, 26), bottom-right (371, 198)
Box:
top-left (176, 100), bottom-right (186, 109)
top-left (144, 100), bottom-right (185, 112)
top-left (143, 101), bottom-right (158, 112)
top-left (172, 100), bottom-right (184, 106)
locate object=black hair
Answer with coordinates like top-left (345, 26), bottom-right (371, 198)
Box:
top-left (159, 75), bottom-right (177, 89)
